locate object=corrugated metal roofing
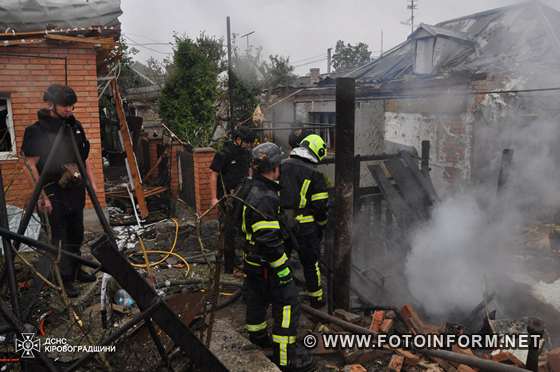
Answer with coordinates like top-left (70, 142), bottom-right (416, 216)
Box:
top-left (344, 1), bottom-right (560, 86)
top-left (0, 0), bottom-right (121, 33)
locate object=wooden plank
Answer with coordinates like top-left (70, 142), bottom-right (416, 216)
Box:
top-left (45, 34), bottom-right (114, 47)
top-left (400, 151), bottom-right (439, 204)
top-left (368, 164), bottom-right (417, 230)
top-left (384, 157), bottom-right (430, 220)
top-left (110, 79), bottom-right (149, 218)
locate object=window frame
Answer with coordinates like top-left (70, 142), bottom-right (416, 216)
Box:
top-left (0, 95), bottom-right (17, 161)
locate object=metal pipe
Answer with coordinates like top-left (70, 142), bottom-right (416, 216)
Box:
top-left (68, 124), bottom-right (114, 239)
top-left (0, 168), bottom-right (21, 318)
top-left (0, 226), bottom-right (100, 269)
top-left (301, 305), bottom-right (531, 372)
top-left (65, 299), bottom-right (162, 371)
top-left (0, 299), bottom-right (59, 372)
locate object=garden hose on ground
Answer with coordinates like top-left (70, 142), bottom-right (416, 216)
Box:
top-left (126, 218), bottom-right (191, 276)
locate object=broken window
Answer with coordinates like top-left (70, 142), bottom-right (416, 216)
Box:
top-left (308, 112), bottom-right (336, 152)
top-left (0, 97), bottom-right (15, 158)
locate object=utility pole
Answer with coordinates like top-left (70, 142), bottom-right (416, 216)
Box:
top-left (407, 0), bottom-right (418, 34)
top-left (327, 48), bottom-right (332, 74)
top-left (240, 31), bottom-right (255, 55)
top-left (226, 16), bottom-right (233, 130)
top-left (380, 30), bottom-right (384, 57)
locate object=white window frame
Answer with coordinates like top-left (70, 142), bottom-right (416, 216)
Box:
top-left (0, 96), bottom-right (17, 161)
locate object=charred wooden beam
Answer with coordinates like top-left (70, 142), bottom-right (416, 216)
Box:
top-left (333, 78), bottom-right (356, 310)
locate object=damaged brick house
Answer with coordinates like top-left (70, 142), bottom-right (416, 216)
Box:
top-left (265, 2), bottom-right (560, 195)
top-left (0, 0), bottom-right (122, 221)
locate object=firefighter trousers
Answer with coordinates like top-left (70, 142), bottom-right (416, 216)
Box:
top-left (244, 265), bottom-right (300, 368)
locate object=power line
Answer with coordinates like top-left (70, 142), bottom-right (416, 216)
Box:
top-left (294, 57), bottom-right (328, 68)
top-left (291, 53), bottom-right (326, 64)
top-left (122, 34), bottom-right (172, 55)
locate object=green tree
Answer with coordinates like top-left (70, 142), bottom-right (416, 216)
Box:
top-left (331, 40), bottom-right (372, 71)
top-left (261, 55), bottom-right (296, 89)
top-left (230, 52), bottom-right (296, 124)
top-left (159, 33), bottom-right (225, 147)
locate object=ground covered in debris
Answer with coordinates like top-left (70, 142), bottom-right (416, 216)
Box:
top-left (2, 201), bottom-right (560, 371)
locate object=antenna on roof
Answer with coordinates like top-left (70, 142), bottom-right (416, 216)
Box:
top-left (401, 0), bottom-right (418, 34)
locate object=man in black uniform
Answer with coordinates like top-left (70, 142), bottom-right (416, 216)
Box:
top-left (242, 142), bottom-right (313, 371)
top-left (22, 84), bottom-right (98, 298)
top-left (210, 126), bottom-right (255, 273)
top-left (280, 134), bottom-right (329, 308)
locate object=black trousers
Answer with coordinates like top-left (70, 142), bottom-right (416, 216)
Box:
top-left (47, 186), bottom-right (85, 281)
top-left (245, 264), bottom-right (300, 368)
top-left (294, 228), bottom-right (323, 301)
top-left (219, 205), bottom-right (239, 273)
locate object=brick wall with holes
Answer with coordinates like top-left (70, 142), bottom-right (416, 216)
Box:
top-left (193, 147), bottom-right (217, 219)
top-left (0, 44), bottom-right (105, 209)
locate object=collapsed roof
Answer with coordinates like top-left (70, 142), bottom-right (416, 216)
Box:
top-left (342, 1), bottom-right (560, 87)
top-left (0, 0), bottom-right (122, 33)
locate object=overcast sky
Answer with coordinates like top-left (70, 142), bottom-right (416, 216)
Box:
top-left (120, 0), bottom-right (560, 74)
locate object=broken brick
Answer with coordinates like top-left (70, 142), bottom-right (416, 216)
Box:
top-left (343, 364), bottom-right (367, 372)
top-left (457, 364), bottom-right (477, 372)
top-left (369, 310), bottom-right (385, 332)
top-left (398, 350), bottom-right (422, 366)
top-left (343, 349), bottom-right (391, 365)
top-left (334, 309), bottom-right (362, 324)
top-left (548, 348), bottom-right (560, 372)
top-left (381, 319), bottom-right (394, 333)
top-left (400, 304), bottom-right (442, 334)
top-left (388, 354), bottom-right (405, 372)
top-left (491, 351), bottom-right (525, 368)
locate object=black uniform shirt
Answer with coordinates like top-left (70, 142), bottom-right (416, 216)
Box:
top-left (21, 109), bottom-right (90, 206)
top-left (210, 141), bottom-right (251, 197)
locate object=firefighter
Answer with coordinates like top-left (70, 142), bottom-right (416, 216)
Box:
top-left (280, 134), bottom-right (329, 308)
top-left (210, 126), bottom-right (256, 273)
top-left (242, 142), bottom-right (313, 371)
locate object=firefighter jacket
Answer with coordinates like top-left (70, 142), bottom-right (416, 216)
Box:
top-left (241, 175), bottom-right (292, 284)
top-left (279, 153), bottom-right (329, 234)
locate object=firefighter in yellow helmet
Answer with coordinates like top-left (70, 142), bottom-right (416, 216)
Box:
top-left (280, 134), bottom-right (329, 308)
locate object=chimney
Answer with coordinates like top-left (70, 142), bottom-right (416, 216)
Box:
top-left (309, 68), bottom-right (321, 84)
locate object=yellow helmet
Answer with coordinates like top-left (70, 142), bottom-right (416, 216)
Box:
top-left (300, 134), bottom-right (327, 161)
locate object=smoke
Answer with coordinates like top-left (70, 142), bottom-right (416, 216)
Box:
top-left (405, 104), bottom-right (560, 318)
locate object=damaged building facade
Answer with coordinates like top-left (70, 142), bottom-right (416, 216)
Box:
top-left (266, 2), bottom-right (560, 195)
top-left (0, 1), bottom-right (123, 213)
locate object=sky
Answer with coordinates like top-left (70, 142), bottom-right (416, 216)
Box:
top-left (120, 0), bottom-right (560, 74)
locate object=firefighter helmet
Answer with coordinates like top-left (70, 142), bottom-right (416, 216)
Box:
top-left (43, 84), bottom-right (78, 106)
top-left (300, 134), bottom-right (327, 161)
top-left (252, 142), bottom-right (284, 173)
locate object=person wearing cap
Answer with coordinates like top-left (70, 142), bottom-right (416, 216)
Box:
top-left (209, 126), bottom-right (256, 273)
top-left (241, 142), bottom-right (313, 371)
top-left (21, 84), bottom-right (98, 298)
top-left (280, 134), bottom-right (329, 309)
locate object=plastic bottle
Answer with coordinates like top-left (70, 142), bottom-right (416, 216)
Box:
top-left (114, 289), bottom-right (135, 309)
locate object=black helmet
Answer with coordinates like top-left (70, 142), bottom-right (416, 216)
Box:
top-left (252, 142), bottom-right (284, 173)
top-left (288, 128), bottom-right (314, 149)
top-left (43, 84), bottom-right (78, 106)
top-left (233, 126), bottom-right (256, 144)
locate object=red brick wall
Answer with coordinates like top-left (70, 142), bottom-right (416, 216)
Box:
top-left (193, 147), bottom-right (217, 219)
top-left (0, 44), bottom-right (105, 209)
top-left (169, 143), bottom-right (182, 198)
top-left (148, 138), bottom-right (162, 178)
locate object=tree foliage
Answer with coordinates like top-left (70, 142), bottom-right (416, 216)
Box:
top-left (230, 51), bottom-right (296, 124)
top-left (159, 33), bottom-right (225, 147)
top-left (331, 40), bottom-right (372, 71)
